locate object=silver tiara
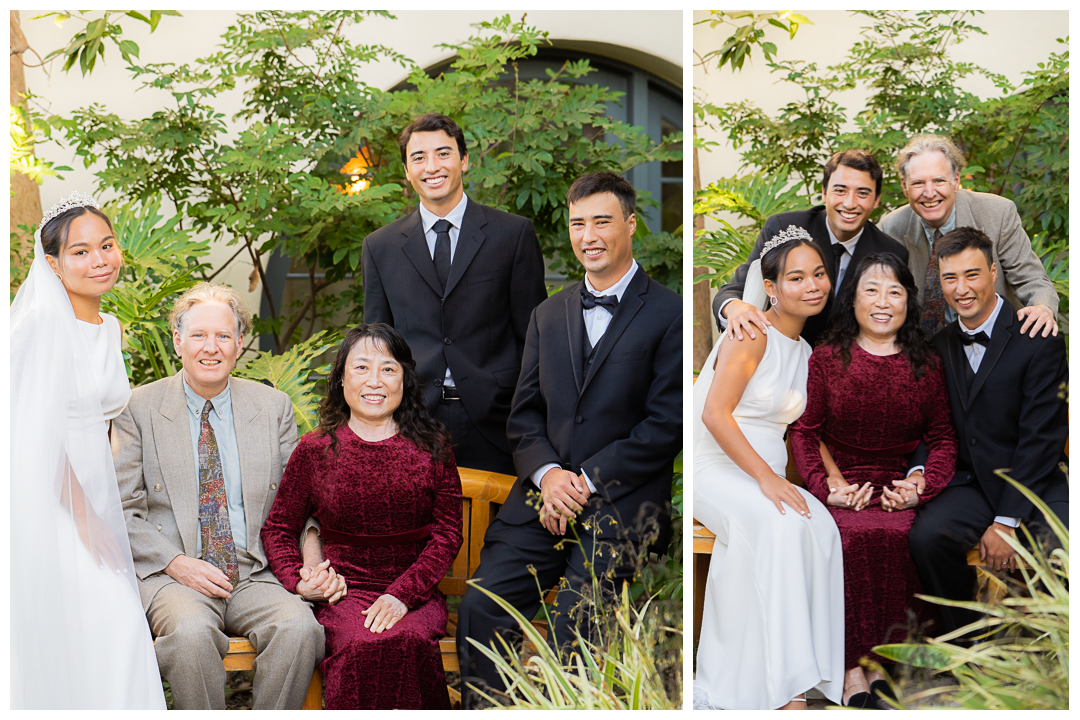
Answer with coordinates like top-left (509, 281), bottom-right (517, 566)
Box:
top-left (762, 225), bottom-right (813, 257)
top-left (40, 191), bottom-right (101, 230)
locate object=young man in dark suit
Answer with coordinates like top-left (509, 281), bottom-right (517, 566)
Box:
top-left (456, 172), bottom-right (682, 706)
top-left (713, 149), bottom-right (909, 347)
top-left (361, 113), bottom-right (547, 474)
top-left (908, 227), bottom-right (1068, 635)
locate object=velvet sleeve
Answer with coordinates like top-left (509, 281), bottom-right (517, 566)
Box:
top-left (918, 361), bottom-right (958, 502)
top-left (788, 349), bottom-right (832, 503)
top-left (259, 436), bottom-right (318, 594)
top-left (385, 452), bottom-right (464, 608)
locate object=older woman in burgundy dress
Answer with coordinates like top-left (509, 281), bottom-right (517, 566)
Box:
top-left (261, 323), bottom-right (462, 709)
top-left (789, 253), bottom-right (957, 708)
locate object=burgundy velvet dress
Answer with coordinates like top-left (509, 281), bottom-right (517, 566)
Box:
top-left (789, 343), bottom-right (957, 669)
top-left (261, 428), bottom-right (463, 710)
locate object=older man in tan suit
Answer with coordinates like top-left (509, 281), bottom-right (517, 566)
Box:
top-left (880, 133), bottom-right (1059, 338)
top-left (114, 283), bottom-right (332, 709)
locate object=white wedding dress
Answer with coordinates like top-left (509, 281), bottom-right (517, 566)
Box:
top-left (10, 236), bottom-right (166, 709)
top-left (692, 327), bottom-right (844, 709)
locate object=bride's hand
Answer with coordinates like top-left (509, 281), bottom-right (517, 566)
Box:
top-left (76, 505), bottom-right (127, 573)
top-left (758, 474), bottom-right (811, 518)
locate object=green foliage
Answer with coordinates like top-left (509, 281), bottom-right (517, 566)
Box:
top-left (51, 11), bottom-right (683, 356)
top-left (466, 578), bottom-right (680, 709)
top-left (1030, 232), bottom-right (1069, 319)
top-left (694, 11), bottom-right (812, 73)
top-left (234, 330), bottom-right (337, 434)
top-left (873, 473), bottom-right (1068, 710)
top-left (10, 94), bottom-right (72, 186)
top-left (32, 10), bottom-right (181, 75)
top-left (10, 225), bottom-right (35, 300)
top-left (693, 168), bottom-right (805, 286)
top-left (100, 197), bottom-right (210, 386)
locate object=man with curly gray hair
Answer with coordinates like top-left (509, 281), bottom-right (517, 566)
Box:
top-left (113, 282), bottom-right (332, 709)
top-left (881, 133), bottom-right (1058, 338)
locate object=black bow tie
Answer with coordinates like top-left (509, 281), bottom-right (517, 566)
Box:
top-left (580, 286), bottom-right (619, 312)
top-left (958, 330), bottom-right (990, 347)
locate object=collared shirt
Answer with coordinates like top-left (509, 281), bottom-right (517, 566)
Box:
top-left (184, 377), bottom-right (247, 554)
top-left (956, 294), bottom-right (1018, 528)
top-left (826, 223), bottom-right (865, 291)
top-left (531, 260), bottom-right (641, 494)
top-left (920, 204), bottom-right (958, 322)
top-left (418, 193), bottom-right (469, 388)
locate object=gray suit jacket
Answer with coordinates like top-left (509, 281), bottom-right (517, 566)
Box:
top-left (880, 188), bottom-right (1058, 316)
top-left (113, 372), bottom-right (298, 610)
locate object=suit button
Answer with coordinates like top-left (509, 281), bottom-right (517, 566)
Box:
top-left (970, 438), bottom-right (977, 446)
top-left (434, 379), bottom-right (443, 387)
top-left (153, 484), bottom-right (162, 492)
top-left (444, 337), bottom-right (452, 345)
top-left (156, 524), bottom-right (163, 531)
top-left (270, 483), bottom-right (278, 491)
top-left (575, 416), bottom-right (584, 424)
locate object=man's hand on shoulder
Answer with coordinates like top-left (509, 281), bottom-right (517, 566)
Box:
top-left (1017, 304), bottom-right (1058, 338)
top-left (721, 299), bottom-right (772, 341)
top-left (165, 554), bottom-right (234, 599)
top-left (539, 468), bottom-right (591, 536)
top-left (979, 522), bottom-right (1017, 572)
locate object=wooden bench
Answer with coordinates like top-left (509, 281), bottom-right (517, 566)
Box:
top-left (221, 466), bottom-right (544, 710)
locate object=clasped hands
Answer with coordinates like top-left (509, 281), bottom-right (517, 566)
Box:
top-left (827, 471), bottom-right (925, 512)
top-left (539, 468), bottom-right (591, 536)
top-left (297, 559), bottom-right (348, 605)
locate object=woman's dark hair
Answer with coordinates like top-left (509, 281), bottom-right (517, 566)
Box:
top-left (317, 323), bottom-right (450, 462)
top-left (758, 235), bottom-right (828, 311)
top-left (40, 206), bottom-right (116, 262)
top-left (818, 253), bottom-right (936, 379)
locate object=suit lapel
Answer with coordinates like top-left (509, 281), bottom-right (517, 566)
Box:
top-left (232, 381), bottom-right (270, 559)
top-left (583, 268), bottom-right (647, 393)
top-left (565, 283), bottom-right (585, 395)
top-left (967, 305), bottom-right (1013, 405)
top-left (153, 372), bottom-right (200, 556)
top-left (444, 201), bottom-right (487, 298)
top-left (807, 209), bottom-right (841, 316)
top-left (955, 189), bottom-right (976, 229)
top-left (941, 325), bottom-right (973, 412)
top-left (399, 211), bottom-right (444, 296)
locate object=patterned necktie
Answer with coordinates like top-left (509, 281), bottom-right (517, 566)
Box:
top-left (199, 400), bottom-right (239, 586)
top-left (921, 228), bottom-right (947, 336)
top-left (433, 219), bottom-right (452, 292)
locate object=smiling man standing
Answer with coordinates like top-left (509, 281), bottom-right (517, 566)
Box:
top-left (456, 172), bottom-right (682, 706)
top-left (361, 113), bottom-right (547, 475)
top-left (113, 283), bottom-right (326, 709)
top-left (712, 149), bottom-right (908, 347)
top-left (880, 134), bottom-right (1059, 339)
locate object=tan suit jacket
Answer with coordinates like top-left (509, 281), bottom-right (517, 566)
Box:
top-left (114, 371), bottom-right (297, 610)
top-left (880, 188), bottom-right (1058, 316)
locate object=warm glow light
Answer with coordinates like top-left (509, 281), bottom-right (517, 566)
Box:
top-left (340, 146), bottom-right (373, 195)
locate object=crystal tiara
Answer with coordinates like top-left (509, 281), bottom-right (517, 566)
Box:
top-left (762, 225), bottom-right (813, 257)
top-left (40, 191), bottom-right (101, 230)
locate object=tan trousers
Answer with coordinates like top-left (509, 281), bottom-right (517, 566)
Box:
top-left (146, 558), bottom-right (324, 710)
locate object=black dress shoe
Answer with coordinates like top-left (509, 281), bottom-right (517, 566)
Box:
top-left (843, 691), bottom-right (876, 708)
top-left (870, 680), bottom-right (896, 709)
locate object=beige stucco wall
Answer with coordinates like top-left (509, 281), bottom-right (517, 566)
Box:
top-left (19, 10), bottom-right (682, 314)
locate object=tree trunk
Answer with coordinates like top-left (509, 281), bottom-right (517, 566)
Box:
top-left (11, 10), bottom-right (42, 255)
top-left (691, 135), bottom-right (713, 372)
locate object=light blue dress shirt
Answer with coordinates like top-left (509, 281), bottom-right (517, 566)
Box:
top-left (184, 378), bottom-right (247, 554)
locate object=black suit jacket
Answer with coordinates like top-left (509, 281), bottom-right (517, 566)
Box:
top-left (498, 266), bottom-right (683, 541)
top-left (362, 200), bottom-right (547, 452)
top-left (931, 303), bottom-right (1068, 520)
top-left (711, 206), bottom-right (908, 347)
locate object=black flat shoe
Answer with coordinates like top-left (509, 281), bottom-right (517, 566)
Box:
top-left (870, 680), bottom-right (896, 708)
top-left (843, 691), bottom-right (876, 708)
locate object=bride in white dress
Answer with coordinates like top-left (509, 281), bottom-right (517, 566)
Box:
top-left (10, 193), bottom-right (166, 709)
top-left (693, 227), bottom-right (845, 710)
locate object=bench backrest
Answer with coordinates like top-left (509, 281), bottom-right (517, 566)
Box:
top-left (439, 467), bottom-right (516, 597)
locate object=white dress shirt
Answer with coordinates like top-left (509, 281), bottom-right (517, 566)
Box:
top-left (418, 193), bottom-right (469, 387)
top-left (826, 223), bottom-right (864, 291)
top-left (531, 260), bottom-right (640, 493)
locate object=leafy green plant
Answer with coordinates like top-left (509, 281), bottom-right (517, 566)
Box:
top-left (31, 10), bottom-right (181, 75)
top-left (234, 330), bottom-right (337, 434)
top-left (873, 473), bottom-right (1068, 710)
top-left (693, 168), bottom-right (805, 286)
top-left (100, 198), bottom-right (210, 386)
